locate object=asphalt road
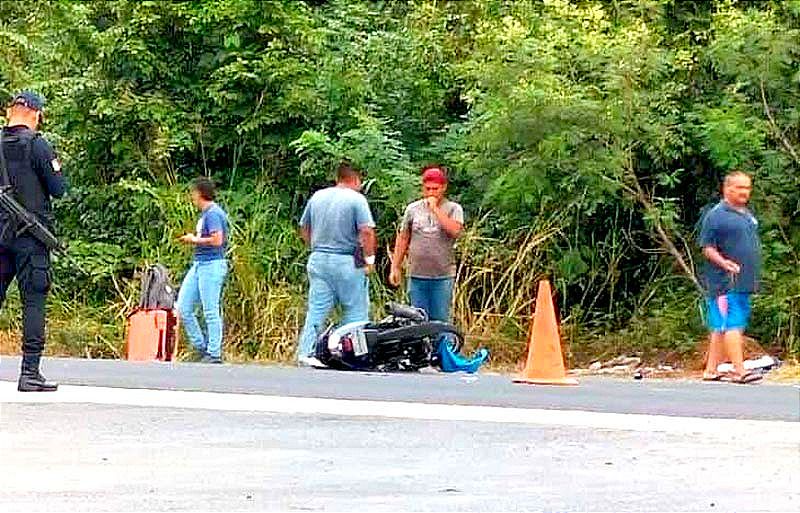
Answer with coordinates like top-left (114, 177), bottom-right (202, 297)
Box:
top-left (1, 357), bottom-right (799, 512)
top-left (0, 356), bottom-right (798, 421)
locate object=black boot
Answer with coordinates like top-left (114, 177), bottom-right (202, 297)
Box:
top-left (18, 353), bottom-right (58, 392)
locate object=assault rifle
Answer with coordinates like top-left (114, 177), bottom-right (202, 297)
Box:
top-left (0, 185), bottom-right (65, 253)
top-left (0, 130), bottom-right (81, 273)
top-left (0, 186), bottom-right (86, 276)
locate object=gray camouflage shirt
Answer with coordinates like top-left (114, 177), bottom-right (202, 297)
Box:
top-left (401, 199), bottom-right (464, 278)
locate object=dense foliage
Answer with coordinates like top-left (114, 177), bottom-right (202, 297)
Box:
top-left (0, 0), bottom-right (798, 362)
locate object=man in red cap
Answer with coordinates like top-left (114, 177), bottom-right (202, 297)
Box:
top-left (390, 165), bottom-right (464, 321)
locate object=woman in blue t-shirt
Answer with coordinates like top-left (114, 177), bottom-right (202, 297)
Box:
top-left (177, 177), bottom-right (229, 364)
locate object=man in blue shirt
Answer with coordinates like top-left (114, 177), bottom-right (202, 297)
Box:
top-left (698, 171), bottom-right (761, 384)
top-left (177, 177), bottom-right (229, 364)
top-left (297, 162), bottom-right (376, 366)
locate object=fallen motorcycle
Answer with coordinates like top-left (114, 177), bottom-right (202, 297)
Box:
top-left (314, 302), bottom-right (486, 372)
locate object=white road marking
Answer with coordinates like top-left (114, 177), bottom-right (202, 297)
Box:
top-left (1, 381), bottom-right (797, 443)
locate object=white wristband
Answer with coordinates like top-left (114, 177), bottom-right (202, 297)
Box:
top-left (364, 255), bottom-right (375, 266)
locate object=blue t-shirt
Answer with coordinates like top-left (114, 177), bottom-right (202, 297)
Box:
top-left (194, 203), bottom-right (229, 262)
top-left (697, 201), bottom-right (761, 296)
top-left (299, 186), bottom-right (375, 255)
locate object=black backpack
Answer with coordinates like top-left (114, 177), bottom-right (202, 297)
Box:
top-left (138, 264), bottom-right (176, 310)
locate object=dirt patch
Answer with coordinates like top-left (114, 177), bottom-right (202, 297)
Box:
top-left (560, 336), bottom-right (790, 382)
top-left (0, 331), bottom-right (15, 354)
top-left (765, 362), bottom-right (800, 383)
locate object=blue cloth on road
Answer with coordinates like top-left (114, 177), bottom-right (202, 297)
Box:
top-left (177, 259), bottom-right (228, 358)
top-left (299, 186), bottom-right (375, 255)
top-left (409, 276), bottom-right (453, 322)
top-left (698, 201), bottom-right (760, 296)
top-left (297, 252), bottom-right (370, 359)
top-left (438, 338), bottom-right (489, 374)
top-left (194, 203), bottom-right (229, 262)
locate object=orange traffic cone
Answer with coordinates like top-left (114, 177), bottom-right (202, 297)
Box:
top-left (513, 280), bottom-right (578, 386)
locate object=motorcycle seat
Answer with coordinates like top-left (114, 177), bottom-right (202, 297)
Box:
top-left (386, 302), bottom-right (428, 322)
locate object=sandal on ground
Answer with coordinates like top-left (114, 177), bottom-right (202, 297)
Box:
top-left (728, 371), bottom-right (763, 384)
top-left (702, 372), bottom-right (724, 381)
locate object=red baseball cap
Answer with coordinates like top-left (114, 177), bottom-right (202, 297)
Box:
top-left (422, 167), bottom-right (447, 185)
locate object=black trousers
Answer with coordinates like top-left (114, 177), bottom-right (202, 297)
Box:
top-left (0, 235), bottom-right (51, 357)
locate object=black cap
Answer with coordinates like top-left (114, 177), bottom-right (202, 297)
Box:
top-left (10, 91), bottom-right (45, 112)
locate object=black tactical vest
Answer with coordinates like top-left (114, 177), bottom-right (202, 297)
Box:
top-left (0, 127), bottom-right (52, 226)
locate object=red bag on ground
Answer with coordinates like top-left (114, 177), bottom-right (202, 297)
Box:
top-left (125, 309), bottom-right (179, 362)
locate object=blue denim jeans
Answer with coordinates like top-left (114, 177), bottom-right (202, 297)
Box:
top-left (177, 259), bottom-right (228, 358)
top-left (409, 276), bottom-right (454, 322)
top-left (297, 252), bottom-right (369, 360)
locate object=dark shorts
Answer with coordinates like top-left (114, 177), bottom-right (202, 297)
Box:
top-left (706, 293), bottom-right (751, 333)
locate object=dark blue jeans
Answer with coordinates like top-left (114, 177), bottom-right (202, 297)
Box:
top-left (409, 277), bottom-right (454, 322)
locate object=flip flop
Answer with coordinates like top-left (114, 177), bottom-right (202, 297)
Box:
top-left (729, 371), bottom-right (763, 384)
top-left (702, 373), bottom-right (723, 382)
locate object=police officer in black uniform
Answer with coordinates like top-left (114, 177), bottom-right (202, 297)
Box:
top-left (0, 92), bottom-right (66, 392)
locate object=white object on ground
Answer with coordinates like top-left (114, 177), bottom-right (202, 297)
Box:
top-left (298, 356), bottom-right (325, 368)
top-left (717, 355), bottom-right (777, 374)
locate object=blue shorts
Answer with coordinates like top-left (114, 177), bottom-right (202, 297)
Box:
top-left (706, 293), bottom-right (751, 332)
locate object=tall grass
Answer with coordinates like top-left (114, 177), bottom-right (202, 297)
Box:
top-left (0, 204), bottom-right (705, 367)
top-left (3, 182), bottom-right (786, 368)
top-left (451, 215), bottom-right (562, 365)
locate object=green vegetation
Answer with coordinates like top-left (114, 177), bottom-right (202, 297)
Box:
top-left (0, 0), bottom-right (798, 364)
